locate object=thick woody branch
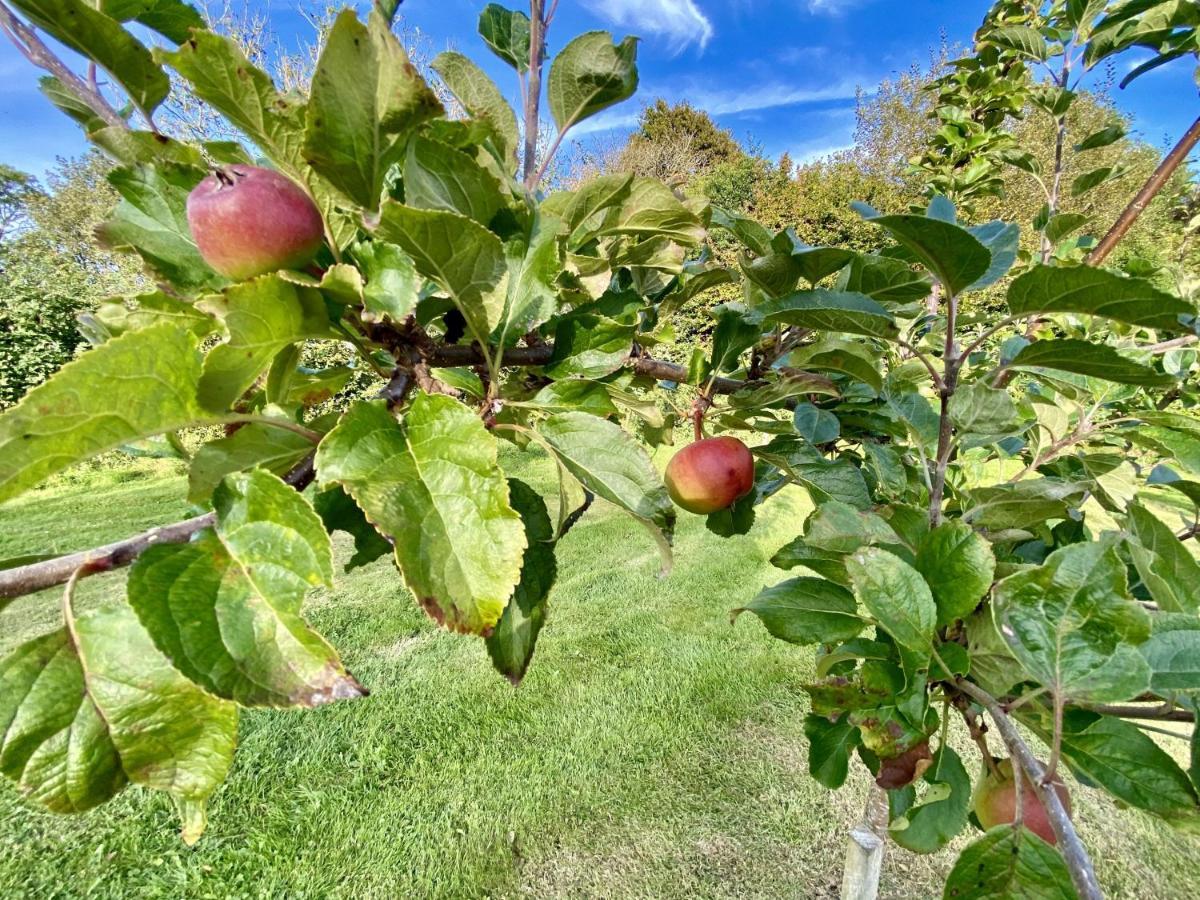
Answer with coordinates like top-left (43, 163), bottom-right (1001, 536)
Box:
top-left (1089, 115), bottom-right (1200, 267)
top-left (0, 456), bottom-right (315, 602)
top-left (955, 678), bottom-right (1102, 900)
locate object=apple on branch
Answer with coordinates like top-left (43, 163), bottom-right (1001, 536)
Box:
top-left (187, 166), bottom-right (325, 280)
top-left (665, 436), bottom-right (755, 515)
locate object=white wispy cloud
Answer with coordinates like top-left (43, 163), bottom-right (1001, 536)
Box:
top-left (805, 0), bottom-right (872, 15)
top-left (571, 76), bottom-right (865, 136)
top-left (584, 0), bottom-right (714, 50)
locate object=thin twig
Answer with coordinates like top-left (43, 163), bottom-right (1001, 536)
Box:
top-left (0, 456), bottom-right (315, 601)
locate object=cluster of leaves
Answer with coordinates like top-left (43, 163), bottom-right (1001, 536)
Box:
top-left (0, 2), bottom-right (1198, 897)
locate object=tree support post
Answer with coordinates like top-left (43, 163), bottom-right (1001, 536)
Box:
top-left (840, 785), bottom-right (889, 900)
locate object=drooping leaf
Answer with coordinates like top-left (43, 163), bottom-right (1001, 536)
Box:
top-left (431, 51), bottom-right (520, 164)
top-left (915, 521), bottom-right (996, 627)
top-left (966, 221), bottom-right (1019, 291)
top-left (129, 470), bottom-right (363, 707)
top-left (188, 424), bottom-right (313, 504)
top-left (803, 714), bottom-right (860, 789)
top-left (708, 305), bottom-right (760, 376)
top-left (0, 323), bottom-right (206, 504)
top-left (546, 31), bottom-right (639, 134)
top-left (889, 746), bottom-right (971, 854)
top-left (485, 479), bottom-right (557, 685)
top-left (317, 397), bottom-right (526, 635)
top-left (304, 10), bottom-right (442, 209)
top-left (838, 253), bottom-right (933, 305)
top-left (99, 0), bottom-right (204, 44)
top-left (1058, 710), bottom-right (1199, 821)
top-left (10, 0), bottom-right (169, 113)
top-left (993, 542), bottom-right (1152, 702)
top-left (536, 411), bottom-right (675, 569)
top-left (1007, 265), bottom-right (1195, 332)
top-left (1008, 339), bottom-right (1173, 386)
top-left (198, 275), bottom-right (335, 411)
top-left (847, 547), bottom-right (936, 655)
top-left (732, 577), bottom-right (864, 645)
top-left (1126, 504), bottom-right (1200, 614)
top-left (1141, 625), bottom-right (1200, 694)
top-left (0, 602), bottom-right (237, 839)
top-left (942, 826), bottom-right (1077, 900)
top-left (313, 486), bottom-right (392, 573)
top-left (375, 203), bottom-right (507, 342)
top-left (91, 291), bottom-right (216, 339)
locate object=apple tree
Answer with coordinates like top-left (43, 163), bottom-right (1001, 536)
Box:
top-left (0, 1), bottom-right (1198, 898)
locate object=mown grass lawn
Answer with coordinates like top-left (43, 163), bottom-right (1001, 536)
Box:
top-left (1, 452), bottom-right (1197, 899)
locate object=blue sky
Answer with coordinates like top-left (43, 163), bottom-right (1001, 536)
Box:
top-left (1, 0), bottom-right (1196, 179)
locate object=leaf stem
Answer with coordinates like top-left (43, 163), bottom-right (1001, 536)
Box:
top-left (220, 415), bottom-right (323, 445)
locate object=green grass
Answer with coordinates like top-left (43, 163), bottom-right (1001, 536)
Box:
top-left (1, 453), bottom-right (1198, 899)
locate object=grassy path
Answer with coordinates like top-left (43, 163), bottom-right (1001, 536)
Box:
top-left (0, 456), bottom-right (1197, 898)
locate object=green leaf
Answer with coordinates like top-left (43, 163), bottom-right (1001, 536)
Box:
top-left (943, 826), bottom-right (1078, 900)
top-left (800, 499), bottom-right (899, 554)
top-left (493, 215), bottom-right (563, 347)
top-left (543, 173), bottom-right (634, 248)
top-left (188, 424), bottom-right (313, 504)
top-left (732, 577), bottom-right (864, 645)
top-left (37, 74), bottom-right (107, 133)
top-left (793, 402), bottom-right (840, 445)
top-left (803, 714), bottom-right (859, 789)
top-left (313, 486), bottom-right (391, 572)
top-left (855, 207), bottom-right (991, 297)
top-left (1044, 213), bottom-right (1090, 244)
top-left (129, 470), bottom-right (363, 707)
top-left (993, 542), bottom-right (1152, 702)
top-left (754, 441), bottom-right (873, 510)
top-left (1008, 339), bottom-right (1173, 386)
top-left (603, 177), bottom-right (705, 246)
top-left (97, 164), bottom-right (223, 291)
top-left (0, 323), bottom-right (205, 504)
top-left (966, 221), bottom-right (1019, 291)
top-left (524, 380), bottom-right (618, 417)
top-left (847, 547), bottom-right (936, 654)
top-left (100, 0), bottom-right (203, 44)
top-left (985, 24), bottom-right (1050, 59)
top-left (1126, 504), bottom-right (1200, 614)
top-left (709, 305), bottom-right (760, 376)
top-left (1075, 124), bottom-right (1126, 151)
top-left (1141, 627), bottom-right (1200, 694)
top-left (915, 522), bottom-right (996, 627)
top-left (375, 203), bottom-right (507, 342)
top-left (478, 2), bottom-right (531, 71)
top-left (157, 31), bottom-right (303, 171)
top-left (403, 135), bottom-right (506, 225)
top-left (431, 51), bottom-right (520, 164)
top-left (838, 254), bottom-right (932, 305)
top-left (317, 397), bottom-right (526, 635)
top-left (790, 339), bottom-right (883, 394)
top-left (350, 240), bottom-right (421, 323)
top-left (537, 411), bottom-right (675, 568)
top-left (755, 289), bottom-right (899, 339)
top-left (198, 275), bottom-right (335, 411)
top-left (889, 746), bottom-right (971, 854)
top-left (10, 0), bottom-right (169, 113)
top-left (304, 10), bottom-right (442, 209)
top-left (706, 490), bottom-right (757, 538)
top-left (964, 479), bottom-right (1087, 531)
top-left (546, 31), bottom-right (639, 134)
top-left (91, 291), bottom-right (216, 339)
top-left (0, 603), bottom-right (236, 834)
top-left (1006, 265), bottom-right (1195, 332)
top-left (485, 479), bottom-right (557, 685)
top-left (546, 311), bottom-right (636, 379)
top-left (1059, 710), bottom-right (1199, 820)
top-left (949, 381), bottom-right (1021, 437)
top-left (1071, 166), bottom-right (1124, 197)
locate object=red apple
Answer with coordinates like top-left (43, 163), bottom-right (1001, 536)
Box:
top-left (187, 166), bottom-right (324, 280)
top-left (665, 436), bottom-right (755, 515)
top-left (973, 757), bottom-right (1072, 845)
